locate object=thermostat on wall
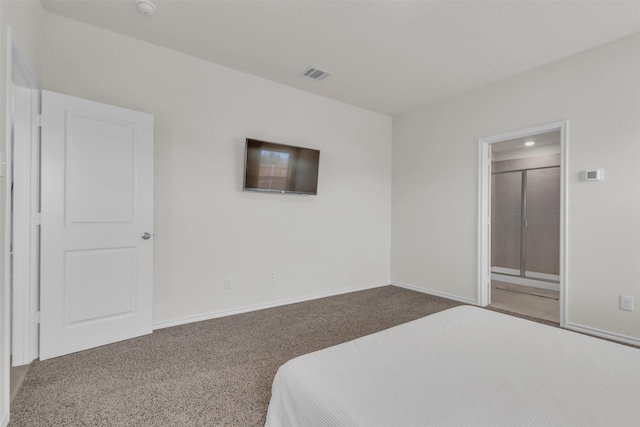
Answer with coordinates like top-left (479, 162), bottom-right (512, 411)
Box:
top-left (583, 169), bottom-right (604, 182)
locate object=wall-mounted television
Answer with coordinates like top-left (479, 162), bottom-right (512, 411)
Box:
top-left (243, 138), bottom-right (320, 195)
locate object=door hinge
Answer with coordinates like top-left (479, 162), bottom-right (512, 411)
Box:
top-left (34, 311), bottom-right (41, 324)
top-left (34, 114), bottom-right (43, 127)
top-left (33, 212), bottom-right (42, 225)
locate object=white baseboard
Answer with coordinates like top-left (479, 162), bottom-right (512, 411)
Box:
top-left (153, 281), bottom-right (390, 330)
top-left (565, 322), bottom-right (640, 347)
top-left (153, 282), bottom-right (639, 347)
top-left (1, 412), bottom-right (8, 427)
top-left (391, 281), bottom-right (477, 305)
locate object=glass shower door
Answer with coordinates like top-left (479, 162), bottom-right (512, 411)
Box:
top-left (524, 167), bottom-right (560, 281)
top-left (491, 171), bottom-right (522, 275)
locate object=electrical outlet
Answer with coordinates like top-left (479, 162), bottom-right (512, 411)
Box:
top-left (620, 295), bottom-right (634, 311)
top-left (269, 272), bottom-right (276, 284)
top-left (224, 276), bottom-right (233, 290)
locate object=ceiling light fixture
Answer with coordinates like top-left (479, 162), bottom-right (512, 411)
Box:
top-left (524, 141), bottom-right (535, 147)
top-left (136, 0), bottom-right (156, 16)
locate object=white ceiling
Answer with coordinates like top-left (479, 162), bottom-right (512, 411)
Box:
top-left (492, 130), bottom-right (560, 153)
top-left (40, 0), bottom-right (640, 116)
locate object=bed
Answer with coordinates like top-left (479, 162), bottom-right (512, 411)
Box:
top-left (265, 305), bottom-right (640, 426)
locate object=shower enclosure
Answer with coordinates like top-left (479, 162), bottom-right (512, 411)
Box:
top-left (491, 158), bottom-right (560, 289)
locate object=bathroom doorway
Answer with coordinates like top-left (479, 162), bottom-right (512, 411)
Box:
top-left (478, 122), bottom-right (567, 326)
top-left (490, 134), bottom-right (560, 322)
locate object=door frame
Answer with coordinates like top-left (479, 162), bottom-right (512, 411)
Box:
top-left (477, 120), bottom-right (568, 327)
top-left (6, 30), bottom-right (40, 368)
top-left (10, 42), bottom-right (40, 366)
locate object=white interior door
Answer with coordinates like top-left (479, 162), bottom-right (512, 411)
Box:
top-left (40, 91), bottom-right (154, 360)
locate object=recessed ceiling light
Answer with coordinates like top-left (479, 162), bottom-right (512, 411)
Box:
top-left (524, 141), bottom-right (535, 147)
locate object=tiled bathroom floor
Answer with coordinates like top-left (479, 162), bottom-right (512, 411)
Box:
top-left (490, 280), bottom-right (560, 323)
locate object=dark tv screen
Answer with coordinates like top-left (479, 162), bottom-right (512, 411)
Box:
top-left (243, 138), bottom-right (320, 195)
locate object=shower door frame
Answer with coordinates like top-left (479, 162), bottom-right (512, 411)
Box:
top-left (477, 121), bottom-right (568, 327)
top-left (491, 165), bottom-right (561, 288)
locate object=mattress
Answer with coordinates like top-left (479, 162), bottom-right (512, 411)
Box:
top-left (265, 306), bottom-right (640, 427)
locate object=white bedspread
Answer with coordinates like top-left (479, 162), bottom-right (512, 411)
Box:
top-left (265, 306), bottom-right (640, 427)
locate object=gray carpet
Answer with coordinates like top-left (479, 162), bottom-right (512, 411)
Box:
top-left (10, 285), bottom-right (463, 426)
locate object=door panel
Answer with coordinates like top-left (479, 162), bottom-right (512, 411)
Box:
top-left (524, 167), bottom-right (560, 278)
top-left (40, 91), bottom-right (153, 360)
top-left (65, 247), bottom-right (135, 325)
top-left (66, 114), bottom-right (136, 224)
top-left (491, 171), bottom-right (522, 273)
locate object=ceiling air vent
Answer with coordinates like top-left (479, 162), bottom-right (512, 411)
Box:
top-left (301, 67), bottom-right (331, 81)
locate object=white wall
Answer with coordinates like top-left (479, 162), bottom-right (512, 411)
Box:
top-left (392, 33), bottom-right (640, 341)
top-left (41, 13), bottom-right (392, 326)
top-left (0, 1), bottom-right (43, 422)
top-left (493, 144), bottom-right (560, 161)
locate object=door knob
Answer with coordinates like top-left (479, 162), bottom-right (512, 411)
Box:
top-left (141, 232), bottom-right (151, 240)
